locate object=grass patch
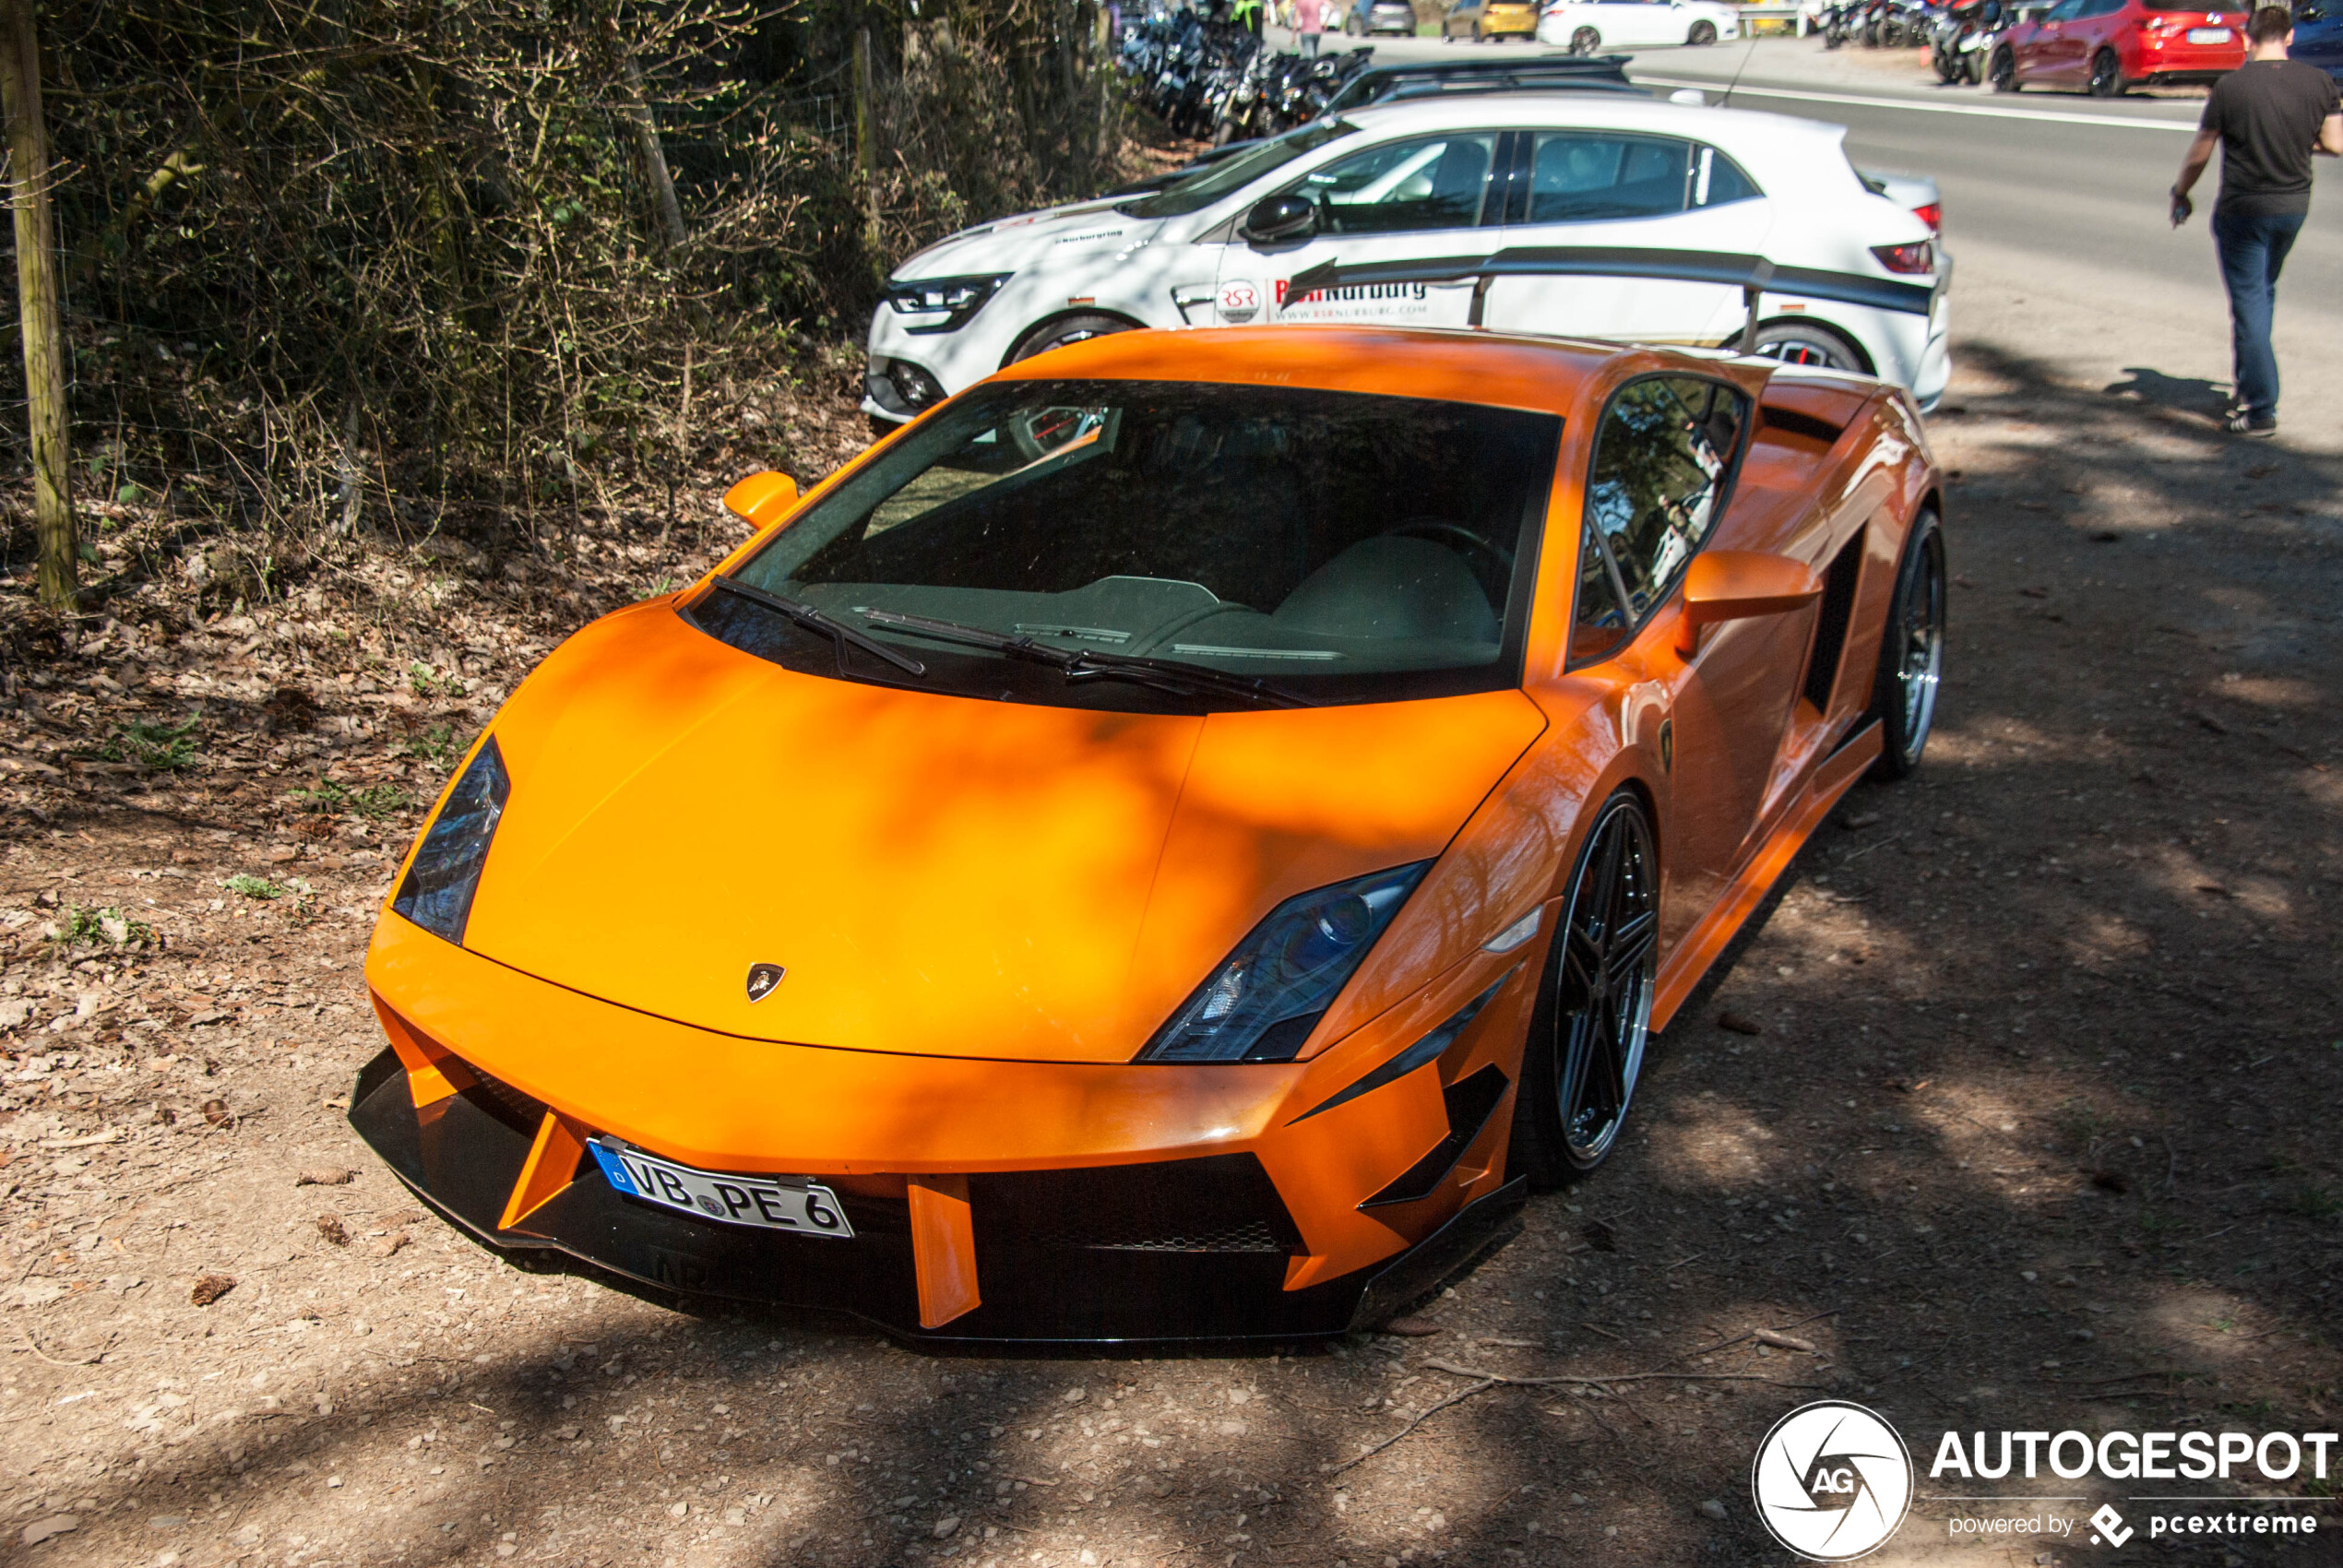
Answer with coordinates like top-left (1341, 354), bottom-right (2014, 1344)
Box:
top-left (353, 782), bottom-right (412, 820)
top-left (104, 716), bottom-right (201, 771)
top-left (222, 873), bottom-right (286, 900)
top-left (290, 779), bottom-right (350, 813)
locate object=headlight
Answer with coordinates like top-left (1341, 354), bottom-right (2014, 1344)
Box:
top-left (391, 737), bottom-right (509, 947)
top-left (1138, 862), bottom-right (1430, 1063)
top-left (881, 273), bottom-right (1012, 334)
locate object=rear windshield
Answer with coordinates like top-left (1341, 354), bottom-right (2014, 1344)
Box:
top-left (691, 379), bottom-right (1560, 712)
top-left (1114, 121), bottom-right (1357, 219)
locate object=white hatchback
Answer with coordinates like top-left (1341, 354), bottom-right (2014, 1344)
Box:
top-left (863, 94), bottom-right (1948, 424)
top-left (1538, 0), bottom-right (1742, 52)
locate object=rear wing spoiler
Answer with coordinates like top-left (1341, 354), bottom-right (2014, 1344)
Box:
top-left (1277, 245), bottom-right (1937, 354)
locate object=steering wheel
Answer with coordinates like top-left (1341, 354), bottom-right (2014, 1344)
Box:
top-left (1380, 518), bottom-right (1514, 591)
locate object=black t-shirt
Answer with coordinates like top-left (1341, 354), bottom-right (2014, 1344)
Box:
top-left (2201, 60), bottom-right (2340, 218)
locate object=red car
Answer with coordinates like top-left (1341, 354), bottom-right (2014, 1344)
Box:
top-left (1990, 0), bottom-right (2248, 94)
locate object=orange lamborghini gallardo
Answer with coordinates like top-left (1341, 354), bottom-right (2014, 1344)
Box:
top-left (352, 311), bottom-right (1945, 1342)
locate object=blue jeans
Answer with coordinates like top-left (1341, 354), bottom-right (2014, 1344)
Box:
top-left (2211, 208), bottom-right (2305, 419)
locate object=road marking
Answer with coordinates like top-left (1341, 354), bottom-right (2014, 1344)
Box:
top-left (1633, 75), bottom-right (2200, 131)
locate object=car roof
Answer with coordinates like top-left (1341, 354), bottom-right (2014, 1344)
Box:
top-left (987, 323), bottom-right (1715, 417)
top-left (1340, 90), bottom-right (1849, 148)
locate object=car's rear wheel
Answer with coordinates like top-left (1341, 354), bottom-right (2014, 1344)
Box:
top-left (1748, 320), bottom-right (1867, 373)
top-left (1867, 507), bottom-right (1945, 779)
top-left (1568, 24), bottom-right (1601, 52)
top-left (1510, 789), bottom-right (1658, 1183)
top-left (1688, 18), bottom-right (1719, 43)
top-left (1989, 46), bottom-right (2018, 90)
top-left (2087, 47), bottom-right (2123, 96)
top-left (1006, 312), bottom-right (1133, 367)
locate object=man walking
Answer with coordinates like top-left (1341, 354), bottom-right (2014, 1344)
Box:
top-left (2171, 6), bottom-right (2343, 436)
top-left (1294, 0), bottom-right (1326, 56)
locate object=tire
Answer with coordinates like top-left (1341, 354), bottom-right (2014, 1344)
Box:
top-left (1866, 507), bottom-right (1945, 779)
top-left (1688, 18), bottom-right (1718, 43)
top-left (1509, 789), bottom-right (1659, 1184)
top-left (1748, 320), bottom-right (1868, 373)
top-left (1006, 312), bottom-right (1134, 366)
top-left (2087, 47), bottom-right (2123, 96)
top-left (1961, 50), bottom-right (1983, 84)
top-left (1880, 17), bottom-right (1906, 46)
top-left (1211, 117), bottom-right (1238, 146)
top-left (1989, 46), bottom-right (2017, 90)
top-left (1568, 24), bottom-right (1600, 52)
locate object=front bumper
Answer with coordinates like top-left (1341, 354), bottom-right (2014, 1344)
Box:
top-left (349, 913), bottom-right (1540, 1343)
top-left (350, 1046), bottom-right (1525, 1342)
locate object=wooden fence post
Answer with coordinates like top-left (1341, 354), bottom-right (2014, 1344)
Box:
top-left (0, 0), bottom-right (74, 610)
top-left (853, 26), bottom-right (883, 277)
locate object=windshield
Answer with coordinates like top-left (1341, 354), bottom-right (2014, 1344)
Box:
top-left (689, 379), bottom-right (1561, 712)
top-left (1114, 120), bottom-right (1357, 219)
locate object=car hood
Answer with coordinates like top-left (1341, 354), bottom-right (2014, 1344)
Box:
top-left (448, 600), bottom-right (1546, 1063)
top-left (894, 204), bottom-right (1166, 282)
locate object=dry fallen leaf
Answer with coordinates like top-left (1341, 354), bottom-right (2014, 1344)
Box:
top-left (315, 1215), bottom-right (350, 1246)
top-left (295, 1168), bottom-right (354, 1187)
top-left (189, 1273), bottom-right (237, 1307)
top-left (1381, 1315), bottom-right (1443, 1337)
top-left (200, 1099), bottom-right (231, 1126)
top-left (374, 1232), bottom-right (410, 1260)
top-left (1718, 1012), bottom-right (1764, 1037)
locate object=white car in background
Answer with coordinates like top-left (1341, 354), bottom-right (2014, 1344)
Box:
top-left (863, 93), bottom-right (1948, 424)
top-left (1539, 0), bottom-right (1742, 51)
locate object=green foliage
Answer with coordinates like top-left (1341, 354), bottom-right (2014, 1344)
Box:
top-left (291, 779), bottom-right (350, 813)
top-left (395, 722), bottom-right (463, 772)
top-left (409, 662), bottom-right (467, 699)
top-left (51, 904), bottom-right (156, 947)
top-left (39, 0), bottom-right (1127, 549)
top-left (105, 716), bottom-right (202, 771)
top-left (354, 782), bottom-right (413, 820)
top-left (223, 873), bottom-right (285, 900)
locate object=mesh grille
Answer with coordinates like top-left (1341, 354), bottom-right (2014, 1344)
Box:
top-left (971, 1155), bottom-right (1303, 1255)
top-left (458, 1058), bottom-right (549, 1136)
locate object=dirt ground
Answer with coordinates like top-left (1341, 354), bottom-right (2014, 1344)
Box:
top-left (2, 330), bottom-right (2340, 1568)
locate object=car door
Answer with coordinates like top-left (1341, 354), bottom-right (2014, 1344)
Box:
top-left (1480, 130), bottom-right (1773, 347)
top-left (2059, 0), bottom-right (2126, 77)
top-left (2023, 0), bottom-right (2091, 77)
top-left (2293, 0), bottom-right (2343, 79)
top-left (1566, 376), bottom-right (1797, 942)
top-left (1217, 130), bottom-right (1502, 329)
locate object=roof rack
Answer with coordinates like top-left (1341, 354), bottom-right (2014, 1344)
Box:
top-left (1323, 54), bottom-right (1643, 113)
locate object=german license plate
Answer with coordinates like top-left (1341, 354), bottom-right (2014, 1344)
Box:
top-left (587, 1138), bottom-right (854, 1238)
top-left (2187, 26), bottom-right (2230, 41)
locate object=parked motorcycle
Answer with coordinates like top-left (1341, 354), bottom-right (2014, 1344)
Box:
top-left (1929, 0), bottom-right (2005, 81)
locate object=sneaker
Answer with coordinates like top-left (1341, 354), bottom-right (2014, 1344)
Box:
top-left (2224, 408), bottom-right (2278, 437)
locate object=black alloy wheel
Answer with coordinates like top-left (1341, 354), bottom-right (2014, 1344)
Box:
top-left (1007, 312), bottom-right (1133, 367)
top-left (1748, 320), bottom-right (1866, 372)
top-left (1510, 790), bottom-right (1659, 1182)
top-left (1989, 46), bottom-right (2018, 90)
top-left (1688, 18), bottom-right (1719, 43)
top-left (1867, 507), bottom-right (1945, 779)
top-left (1569, 24), bottom-right (1601, 52)
top-left (2087, 47), bottom-right (2123, 96)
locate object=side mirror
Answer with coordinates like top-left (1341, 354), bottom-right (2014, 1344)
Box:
top-left (722, 471), bottom-right (800, 530)
top-left (1677, 549), bottom-right (1822, 657)
top-left (1243, 193), bottom-right (1317, 246)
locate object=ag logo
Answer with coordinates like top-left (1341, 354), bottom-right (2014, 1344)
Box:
top-left (1219, 279), bottom-right (1259, 323)
top-left (1751, 1400), bottom-right (1914, 1562)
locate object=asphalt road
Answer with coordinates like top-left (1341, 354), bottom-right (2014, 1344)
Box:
top-left (1290, 28), bottom-right (2343, 446)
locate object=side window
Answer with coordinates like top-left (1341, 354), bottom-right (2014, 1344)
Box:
top-left (2045, 0), bottom-right (2087, 19)
top-left (1524, 132), bottom-right (1695, 224)
top-left (1571, 377), bottom-right (1751, 658)
top-left (1293, 133), bottom-right (1501, 234)
top-left (1694, 145), bottom-right (1763, 208)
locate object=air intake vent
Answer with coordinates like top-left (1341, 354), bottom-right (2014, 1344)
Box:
top-left (971, 1155), bottom-right (1304, 1254)
top-left (1802, 527), bottom-right (1867, 712)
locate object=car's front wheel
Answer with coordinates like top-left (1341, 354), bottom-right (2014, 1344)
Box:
top-left (1989, 45), bottom-right (2018, 90)
top-left (1568, 24), bottom-right (1601, 52)
top-left (1509, 789), bottom-right (1659, 1183)
top-left (2087, 47), bottom-right (2123, 96)
top-left (1006, 312), bottom-right (1134, 366)
top-left (1868, 507), bottom-right (1945, 779)
top-left (1688, 18), bottom-right (1718, 43)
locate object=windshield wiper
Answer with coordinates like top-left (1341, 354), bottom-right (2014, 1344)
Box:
top-left (709, 576), bottom-right (927, 678)
top-left (858, 607), bottom-right (1313, 708)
